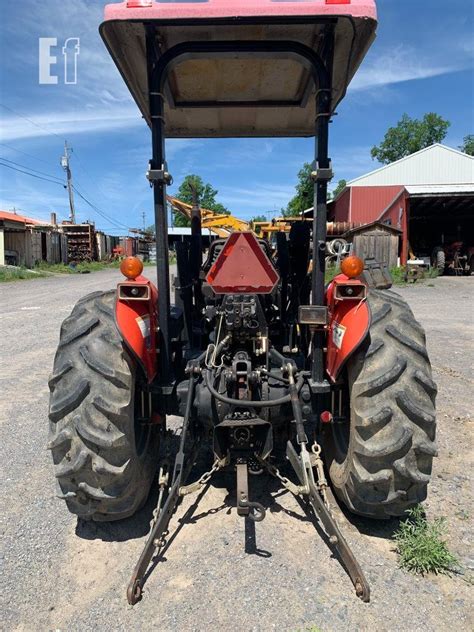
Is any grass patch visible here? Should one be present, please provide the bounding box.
[0,266,48,283]
[35,260,123,275]
[325,266,338,283]
[391,266,439,286]
[390,266,406,285]
[394,505,459,576]
[35,259,166,275]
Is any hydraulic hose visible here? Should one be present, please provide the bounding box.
[263,370,289,384]
[203,369,303,409]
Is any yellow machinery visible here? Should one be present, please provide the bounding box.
[252,217,311,241]
[167,196,249,238]
[168,196,355,243]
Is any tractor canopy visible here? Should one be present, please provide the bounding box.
[100,0,377,138]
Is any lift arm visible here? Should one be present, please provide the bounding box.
[167,195,250,237]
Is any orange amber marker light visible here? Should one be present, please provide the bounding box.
[341,255,364,279]
[120,256,144,280]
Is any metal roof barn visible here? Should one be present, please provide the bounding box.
[328,144,474,265]
[348,144,474,187]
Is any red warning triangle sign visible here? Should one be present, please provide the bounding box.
[207,232,279,294]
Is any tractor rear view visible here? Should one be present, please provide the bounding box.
[48,0,437,605]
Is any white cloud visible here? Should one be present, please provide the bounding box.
[0,106,144,142]
[350,44,473,92]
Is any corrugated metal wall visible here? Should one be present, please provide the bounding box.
[331,188,351,222]
[350,186,405,223]
[96,232,107,260]
[379,191,408,228]
[330,185,405,223]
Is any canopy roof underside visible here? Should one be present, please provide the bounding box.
[100,1,377,137]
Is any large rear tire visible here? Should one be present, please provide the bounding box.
[431,247,445,275]
[48,291,158,521]
[323,289,437,519]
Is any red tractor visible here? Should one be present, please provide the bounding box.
[432,242,474,275]
[48,0,437,605]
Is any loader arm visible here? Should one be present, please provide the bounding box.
[167,195,250,237]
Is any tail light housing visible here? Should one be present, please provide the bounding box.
[117,283,151,301]
[333,279,367,301]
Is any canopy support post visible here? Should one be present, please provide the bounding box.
[310,27,335,389]
[146,25,172,388]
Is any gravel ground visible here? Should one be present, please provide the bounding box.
[0,271,472,632]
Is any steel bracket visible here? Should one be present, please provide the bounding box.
[311,161,333,182]
[146,163,173,186]
[308,379,331,394]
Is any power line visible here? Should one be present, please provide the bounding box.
[71,147,124,210]
[61,145,137,231]
[0,159,131,231]
[7,207,57,222]
[0,107,137,231]
[72,185,131,231]
[0,157,64,183]
[0,142,54,167]
[0,103,64,141]
[0,161,65,186]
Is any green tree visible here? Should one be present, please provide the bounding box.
[283,162,314,217]
[371,113,451,165]
[331,179,347,200]
[172,174,229,227]
[459,134,474,156]
[250,214,267,223]
[250,214,268,234]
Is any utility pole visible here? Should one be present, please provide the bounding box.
[61,141,76,224]
[142,211,146,232]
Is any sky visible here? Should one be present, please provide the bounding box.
[0,0,473,233]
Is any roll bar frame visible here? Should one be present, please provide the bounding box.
[145,26,335,390]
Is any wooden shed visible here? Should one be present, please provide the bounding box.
[0,211,66,267]
[343,221,402,269]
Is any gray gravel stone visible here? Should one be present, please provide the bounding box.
[0,271,472,632]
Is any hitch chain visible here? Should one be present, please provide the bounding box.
[257,457,302,497]
[179,459,221,496]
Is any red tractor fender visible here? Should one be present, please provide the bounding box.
[115,275,159,383]
[325,274,371,382]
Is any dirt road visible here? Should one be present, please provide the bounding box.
[1,271,472,631]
